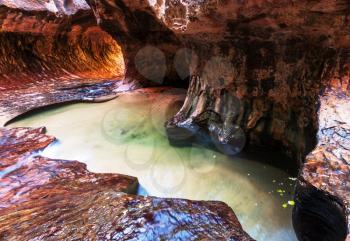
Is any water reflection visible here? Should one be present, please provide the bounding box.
[8,88,297,241]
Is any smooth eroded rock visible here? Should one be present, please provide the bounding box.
[0,127,254,240]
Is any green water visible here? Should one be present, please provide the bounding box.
[8,88,297,241]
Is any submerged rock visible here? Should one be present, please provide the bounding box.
[0,127,254,240]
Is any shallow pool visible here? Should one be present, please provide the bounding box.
[8,87,297,241]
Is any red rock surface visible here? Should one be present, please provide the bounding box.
[0,5,128,126]
[0,190,254,240]
[1,0,350,240]
[294,89,350,241]
[303,90,350,213]
[0,127,54,168]
[0,127,254,240]
[0,79,134,126]
[0,127,138,206]
[88,1,350,240]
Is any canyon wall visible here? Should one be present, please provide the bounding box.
[89,0,350,161]
[0,1,255,240]
[0,0,128,125]
[0,0,349,240]
[0,4,124,88]
[89,1,350,241]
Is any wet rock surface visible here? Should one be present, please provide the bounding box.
[89,1,350,240]
[0,190,254,241]
[0,127,138,206]
[1,0,350,240]
[0,4,127,126]
[294,89,350,241]
[0,79,134,126]
[0,127,254,240]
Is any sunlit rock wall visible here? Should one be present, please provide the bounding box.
[0,1,126,125]
[0,5,124,89]
[0,0,349,240]
[87,0,186,87]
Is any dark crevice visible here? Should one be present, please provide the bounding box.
[293,181,348,241]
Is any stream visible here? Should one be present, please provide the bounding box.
[8,87,297,241]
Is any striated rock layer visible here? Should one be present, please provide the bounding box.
[1,0,350,240]
[0,127,254,240]
[86,1,350,240]
[0,3,127,125]
[294,89,350,241]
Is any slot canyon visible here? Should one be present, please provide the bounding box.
[0,0,349,241]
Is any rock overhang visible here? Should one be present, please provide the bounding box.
[0,0,350,240]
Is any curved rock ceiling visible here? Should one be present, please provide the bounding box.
[0,0,349,241]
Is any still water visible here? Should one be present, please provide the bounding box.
[9,88,297,241]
